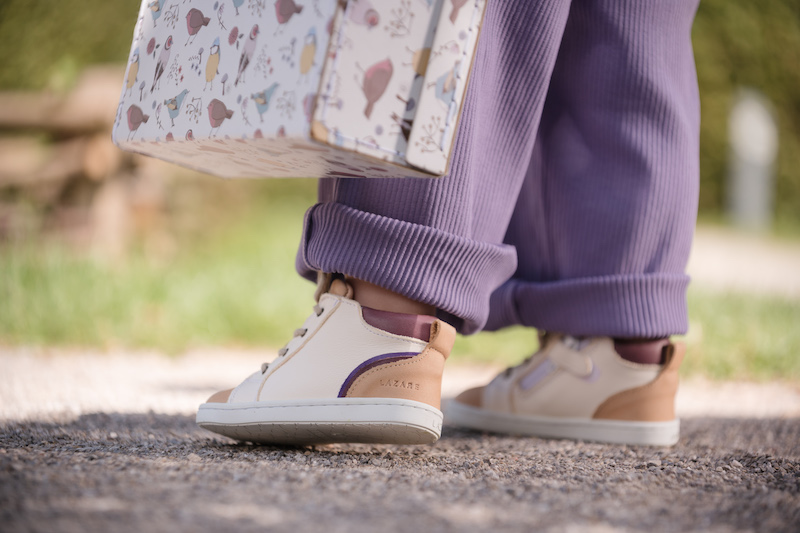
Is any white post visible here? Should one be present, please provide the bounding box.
[728,89,778,231]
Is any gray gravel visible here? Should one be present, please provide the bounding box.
[2,413,798,532]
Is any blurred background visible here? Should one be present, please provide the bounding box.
[0,0,798,381]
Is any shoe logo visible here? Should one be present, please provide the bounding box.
[379,379,420,391]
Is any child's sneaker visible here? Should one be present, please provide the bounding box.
[445,334,683,446]
[196,277,455,445]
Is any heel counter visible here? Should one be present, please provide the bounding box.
[592,343,685,422]
[344,320,455,409]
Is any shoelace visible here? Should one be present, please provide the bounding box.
[261,303,325,374]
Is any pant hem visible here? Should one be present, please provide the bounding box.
[485,274,690,337]
[296,202,518,334]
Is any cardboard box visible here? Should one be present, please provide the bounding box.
[112,0,487,179]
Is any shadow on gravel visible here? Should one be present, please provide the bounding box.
[2,413,799,532]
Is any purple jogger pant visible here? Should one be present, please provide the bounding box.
[296,0,701,337]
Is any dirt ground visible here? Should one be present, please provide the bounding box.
[1,349,799,532]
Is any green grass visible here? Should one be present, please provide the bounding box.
[680,289,800,381]
[0,181,317,354]
[1,183,799,381]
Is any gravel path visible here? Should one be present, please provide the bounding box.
[2,349,799,532]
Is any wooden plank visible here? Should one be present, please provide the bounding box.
[0,137,88,187]
[0,66,125,134]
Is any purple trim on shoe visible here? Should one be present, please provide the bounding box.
[519,358,556,391]
[361,307,435,342]
[338,351,420,398]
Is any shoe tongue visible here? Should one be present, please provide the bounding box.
[328,278,354,299]
[314,273,354,301]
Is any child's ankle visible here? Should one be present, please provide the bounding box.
[346,277,436,316]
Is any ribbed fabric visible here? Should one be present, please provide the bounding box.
[298,0,701,336]
[299,202,518,332]
[486,275,690,338]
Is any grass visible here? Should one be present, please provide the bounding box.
[680,289,800,381]
[2,181,799,381]
[0,180,317,354]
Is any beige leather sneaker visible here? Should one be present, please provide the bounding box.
[196,277,455,445]
[446,334,684,446]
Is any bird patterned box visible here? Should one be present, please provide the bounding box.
[112,0,487,178]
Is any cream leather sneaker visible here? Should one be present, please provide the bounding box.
[197,277,455,445]
[445,334,684,446]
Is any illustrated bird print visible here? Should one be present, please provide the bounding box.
[149,0,165,26]
[299,27,317,76]
[348,0,379,28]
[430,61,460,108]
[362,58,393,119]
[186,129,195,141]
[450,0,468,23]
[185,8,210,45]
[164,89,189,126]
[251,83,279,122]
[205,37,221,90]
[208,99,234,136]
[150,35,173,93]
[274,0,303,24]
[235,24,259,86]
[126,49,140,96]
[232,0,245,15]
[126,105,150,140]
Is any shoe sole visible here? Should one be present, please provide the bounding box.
[196,398,443,445]
[444,399,679,446]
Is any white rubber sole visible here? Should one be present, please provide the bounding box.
[444,399,679,446]
[196,398,443,445]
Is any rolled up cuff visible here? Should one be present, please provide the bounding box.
[485,274,690,337]
[296,202,518,334]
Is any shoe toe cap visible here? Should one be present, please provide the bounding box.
[206,388,233,403]
[455,386,484,408]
